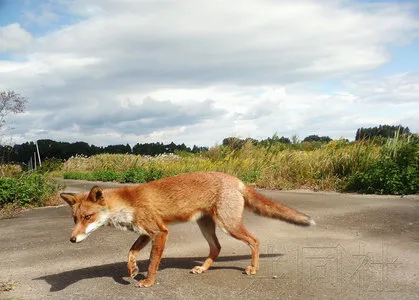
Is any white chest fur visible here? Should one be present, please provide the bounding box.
[107,209,147,235]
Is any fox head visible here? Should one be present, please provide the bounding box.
[60,186,110,243]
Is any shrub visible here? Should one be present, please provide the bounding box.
[345,134,418,194]
[119,168,147,183]
[91,169,119,182]
[63,171,92,180]
[0,173,60,208]
[145,166,164,182]
[345,158,418,195]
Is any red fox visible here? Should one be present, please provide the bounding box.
[60,171,315,288]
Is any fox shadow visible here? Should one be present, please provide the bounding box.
[34,253,282,292]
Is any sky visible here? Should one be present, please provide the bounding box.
[0,0,418,147]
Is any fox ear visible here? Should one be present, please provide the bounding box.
[60,193,78,206]
[88,186,104,203]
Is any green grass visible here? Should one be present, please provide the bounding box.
[63,166,164,183]
[0,172,61,208]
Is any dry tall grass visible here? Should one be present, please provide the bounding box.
[0,164,22,177]
[62,139,381,191]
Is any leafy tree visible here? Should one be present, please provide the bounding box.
[259,133,291,146]
[303,135,332,143]
[222,137,245,149]
[192,145,209,153]
[277,136,291,144]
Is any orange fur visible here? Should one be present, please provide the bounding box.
[60,171,314,287]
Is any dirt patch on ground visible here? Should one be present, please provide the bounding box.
[0,279,16,292]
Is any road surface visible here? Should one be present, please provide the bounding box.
[1,179,418,299]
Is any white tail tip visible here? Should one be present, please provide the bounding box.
[309,219,316,226]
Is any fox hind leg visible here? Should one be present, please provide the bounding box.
[191,215,221,274]
[227,224,259,275]
[216,191,260,275]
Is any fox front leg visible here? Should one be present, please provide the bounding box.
[136,228,168,288]
[128,235,151,278]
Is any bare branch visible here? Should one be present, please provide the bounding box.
[0,90,28,135]
[0,90,27,114]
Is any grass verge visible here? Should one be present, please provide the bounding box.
[0,172,63,218]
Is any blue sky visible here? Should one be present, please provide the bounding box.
[373,41,419,75]
[0,0,81,36]
[0,0,418,146]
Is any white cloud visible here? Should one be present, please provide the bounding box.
[1,0,419,146]
[0,23,33,53]
[344,72,419,104]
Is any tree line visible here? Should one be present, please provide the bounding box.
[355,125,410,141]
[0,140,208,164]
[222,133,333,149]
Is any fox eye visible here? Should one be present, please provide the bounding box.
[84,215,92,220]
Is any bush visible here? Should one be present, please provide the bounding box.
[346,160,418,195]
[91,170,119,182]
[346,134,418,195]
[119,168,148,183]
[144,166,164,182]
[63,171,92,180]
[0,173,60,208]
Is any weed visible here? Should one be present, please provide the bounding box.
[0,173,60,208]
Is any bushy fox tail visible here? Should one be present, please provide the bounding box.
[243,185,315,227]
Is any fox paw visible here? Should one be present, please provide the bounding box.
[245,266,257,275]
[190,266,206,274]
[128,263,139,278]
[136,278,155,288]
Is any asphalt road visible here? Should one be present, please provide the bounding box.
[1,180,418,300]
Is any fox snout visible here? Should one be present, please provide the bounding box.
[69,232,90,243]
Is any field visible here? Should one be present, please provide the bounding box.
[59,134,418,195]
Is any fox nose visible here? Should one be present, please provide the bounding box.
[70,237,76,243]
